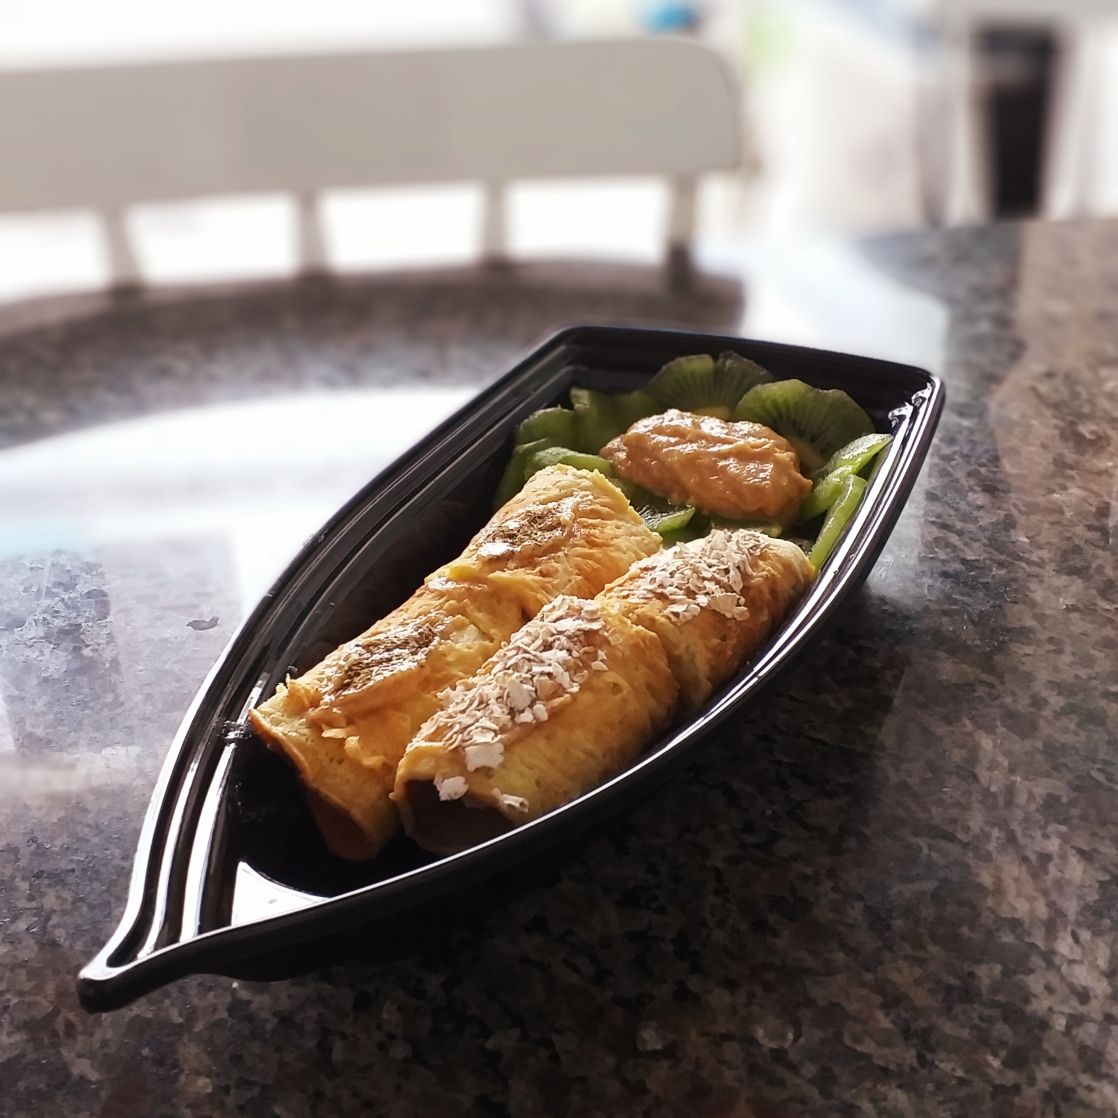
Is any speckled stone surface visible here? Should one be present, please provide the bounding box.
[1,226,1116,1117]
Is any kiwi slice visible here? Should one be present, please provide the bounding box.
[615,481,697,536]
[796,433,891,522]
[795,469,852,523]
[817,432,891,478]
[808,473,866,568]
[658,522,706,548]
[569,386,657,452]
[715,350,774,394]
[515,406,577,446]
[631,493,696,536]
[734,380,874,473]
[647,352,773,419]
[644,504,696,535]
[524,446,613,480]
[492,436,556,509]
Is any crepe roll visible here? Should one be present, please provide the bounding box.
[394,596,677,855]
[250,465,660,860]
[249,577,522,858]
[436,463,661,615]
[599,529,813,712]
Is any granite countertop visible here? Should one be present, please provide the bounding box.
[1,223,1115,1116]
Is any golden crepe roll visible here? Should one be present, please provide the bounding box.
[250,464,661,859]
[599,529,813,712]
[437,463,659,615]
[248,577,521,859]
[394,596,678,855]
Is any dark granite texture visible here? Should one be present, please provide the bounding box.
[2,226,1116,1116]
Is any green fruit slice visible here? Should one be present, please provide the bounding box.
[569,387,657,452]
[524,446,613,479]
[817,432,892,478]
[630,493,696,536]
[647,351,773,420]
[644,504,696,535]
[717,350,774,385]
[515,407,578,446]
[797,433,891,522]
[657,523,706,548]
[616,481,697,536]
[492,436,557,509]
[808,473,867,568]
[734,380,874,473]
[796,468,853,523]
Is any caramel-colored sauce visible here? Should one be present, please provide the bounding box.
[601,409,811,524]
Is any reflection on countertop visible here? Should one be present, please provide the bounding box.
[1,231,1116,1116]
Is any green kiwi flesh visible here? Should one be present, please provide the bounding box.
[797,433,891,522]
[734,380,874,473]
[796,469,852,523]
[657,523,706,548]
[515,407,577,446]
[808,473,866,568]
[524,447,613,480]
[569,387,658,452]
[613,480,697,536]
[492,436,557,509]
[642,504,696,535]
[817,432,891,477]
[647,351,773,419]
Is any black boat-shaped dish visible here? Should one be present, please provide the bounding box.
[78,325,944,1011]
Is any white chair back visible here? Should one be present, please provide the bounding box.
[0,40,743,283]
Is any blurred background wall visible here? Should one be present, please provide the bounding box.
[1,0,1115,300]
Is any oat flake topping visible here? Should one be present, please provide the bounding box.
[617,529,765,622]
[418,597,610,777]
[435,773,468,801]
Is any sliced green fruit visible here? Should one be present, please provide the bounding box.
[808,474,866,568]
[796,468,853,523]
[816,432,891,478]
[658,523,706,548]
[715,350,774,394]
[569,386,657,452]
[492,436,557,509]
[524,446,613,479]
[515,406,577,446]
[631,494,696,536]
[647,351,773,420]
[797,433,890,523]
[615,481,697,536]
[644,504,696,535]
[734,380,874,473]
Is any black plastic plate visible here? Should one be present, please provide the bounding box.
[78,325,944,1010]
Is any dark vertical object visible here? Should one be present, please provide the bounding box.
[977,27,1057,217]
